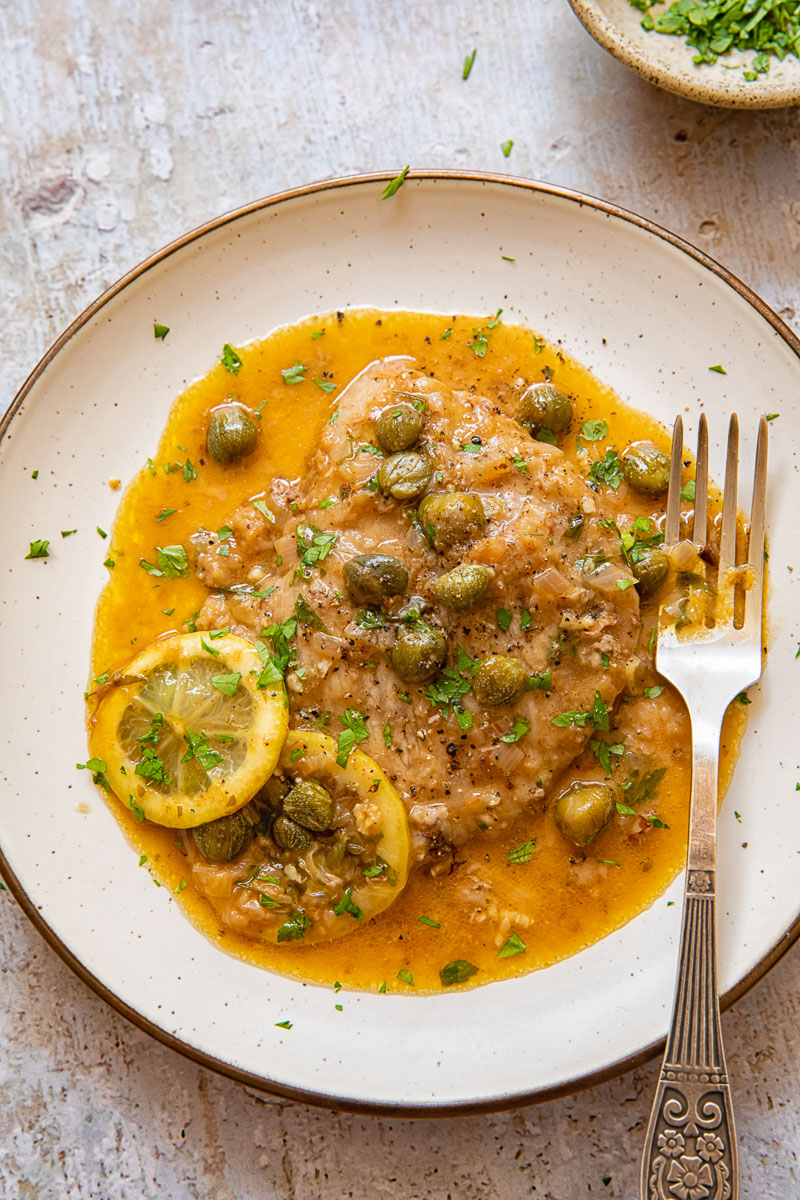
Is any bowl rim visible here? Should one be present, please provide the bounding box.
[566,0,800,109]
[3,169,800,1115]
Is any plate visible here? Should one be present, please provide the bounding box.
[2,172,800,1114]
[567,0,800,109]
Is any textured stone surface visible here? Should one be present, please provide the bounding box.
[2,1,800,1197]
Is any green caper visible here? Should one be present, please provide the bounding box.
[552,782,615,847]
[342,553,409,604]
[565,512,585,539]
[433,564,493,612]
[193,811,253,862]
[283,778,335,831]
[377,451,433,500]
[206,403,259,465]
[375,404,423,453]
[273,815,312,852]
[518,384,572,436]
[473,655,529,706]
[621,442,671,495]
[417,492,487,550]
[632,547,669,596]
[255,775,291,810]
[390,623,447,683]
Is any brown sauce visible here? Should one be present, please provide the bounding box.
[89,309,747,992]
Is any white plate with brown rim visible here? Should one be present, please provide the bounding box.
[2,171,800,1113]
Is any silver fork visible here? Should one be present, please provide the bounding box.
[640,412,768,1200]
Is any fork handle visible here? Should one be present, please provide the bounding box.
[640,729,738,1199]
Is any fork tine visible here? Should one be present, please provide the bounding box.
[718,413,739,576]
[665,415,683,545]
[693,413,709,548]
[748,415,769,573]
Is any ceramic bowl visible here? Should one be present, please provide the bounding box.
[2,172,800,1112]
[568,0,800,108]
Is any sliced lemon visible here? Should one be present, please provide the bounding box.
[90,632,288,828]
[278,729,410,934]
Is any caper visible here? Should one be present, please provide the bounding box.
[375,404,423,453]
[193,811,253,862]
[565,512,585,539]
[518,384,572,436]
[255,775,291,810]
[473,655,529,706]
[377,451,433,500]
[433,564,493,612]
[552,782,615,847]
[206,403,259,465]
[621,442,670,495]
[632,547,669,596]
[342,553,409,605]
[283,778,335,831]
[390,623,447,683]
[273,815,312,852]
[417,492,486,551]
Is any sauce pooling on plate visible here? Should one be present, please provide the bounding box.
[88,308,747,992]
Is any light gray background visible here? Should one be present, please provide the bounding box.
[2,1,799,1197]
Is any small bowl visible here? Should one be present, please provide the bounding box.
[567,0,800,108]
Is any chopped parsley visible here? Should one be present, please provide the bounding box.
[497,932,526,958]
[582,419,608,441]
[313,378,336,393]
[418,915,441,929]
[397,968,415,986]
[333,889,364,921]
[423,645,478,731]
[76,757,110,790]
[552,690,609,731]
[61,529,77,538]
[507,840,535,865]
[134,713,173,786]
[25,539,50,559]
[295,593,329,632]
[529,669,552,691]
[681,479,696,502]
[281,361,306,385]
[153,322,169,340]
[277,910,312,942]
[139,543,189,579]
[383,721,392,747]
[354,607,387,631]
[252,499,276,523]
[497,608,513,632]
[643,685,664,699]
[275,1020,293,1029]
[210,672,241,697]
[709,364,726,374]
[295,525,337,579]
[499,716,530,744]
[588,448,624,489]
[221,343,242,373]
[379,165,410,200]
[736,690,752,705]
[440,960,478,987]
[336,708,369,766]
[589,738,624,774]
[622,767,666,807]
[500,139,513,157]
[156,508,176,522]
[462,48,477,78]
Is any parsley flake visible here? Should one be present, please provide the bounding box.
[507,840,535,865]
[440,960,478,987]
[379,165,410,200]
[221,343,242,373]
[153,322,169,340]
[462,48,477,79]
[497,932,526,958]
[26,539,50,560]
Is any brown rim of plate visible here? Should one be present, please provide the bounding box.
[566,0,800,110]
[2,170,800,1116]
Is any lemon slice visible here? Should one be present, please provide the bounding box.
[91,632,288,828]
[277,729,410,935]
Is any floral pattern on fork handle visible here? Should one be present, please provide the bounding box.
[641,876,736,1200]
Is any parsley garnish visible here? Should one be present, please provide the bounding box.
[333,888,364,921]
[354,607,387,631]
[736,690,751,705]
[462,48,477,79]
[139,544,189,579]
[134,713,173,785]
[295,593,329,632]
[221,343,242,373]
[282,361,306,385]
[275,1020,293,1029]
[709,364,726,374]
[497,932,526,958]
[582,419,608,441]
[643,685,664,698]
[153,322,169,340]
[277,910,312,942]
[397,968,415,986]
[156,508,176,522]
[681,479,696,502]
[313,378,336,393]
[76,757,110,790]
[26,539,50,559]
[418,915,441,929]
[295,525,337,579]
[440,960,478,987]
[252,499,275,523]
[552,690,609,730]
[210,672,241,697]
[336,708,369,766]
[622,767,666,806]
[588,448,624,489]
[379,165,410,200]
[423,645,478,730]
[499,716,530,744]
[500,139,513,157]
[507,840,535,865]
[497,608,513,632]
[589,738,624,774]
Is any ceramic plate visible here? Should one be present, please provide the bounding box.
[2,172,800,1114]
[568,0,800,109]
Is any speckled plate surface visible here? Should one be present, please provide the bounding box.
[568,0,800,108]
[2,172,800,1113]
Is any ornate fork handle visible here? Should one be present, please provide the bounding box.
[640,723,738,1200]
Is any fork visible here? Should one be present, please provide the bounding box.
[639,412,768,1200]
